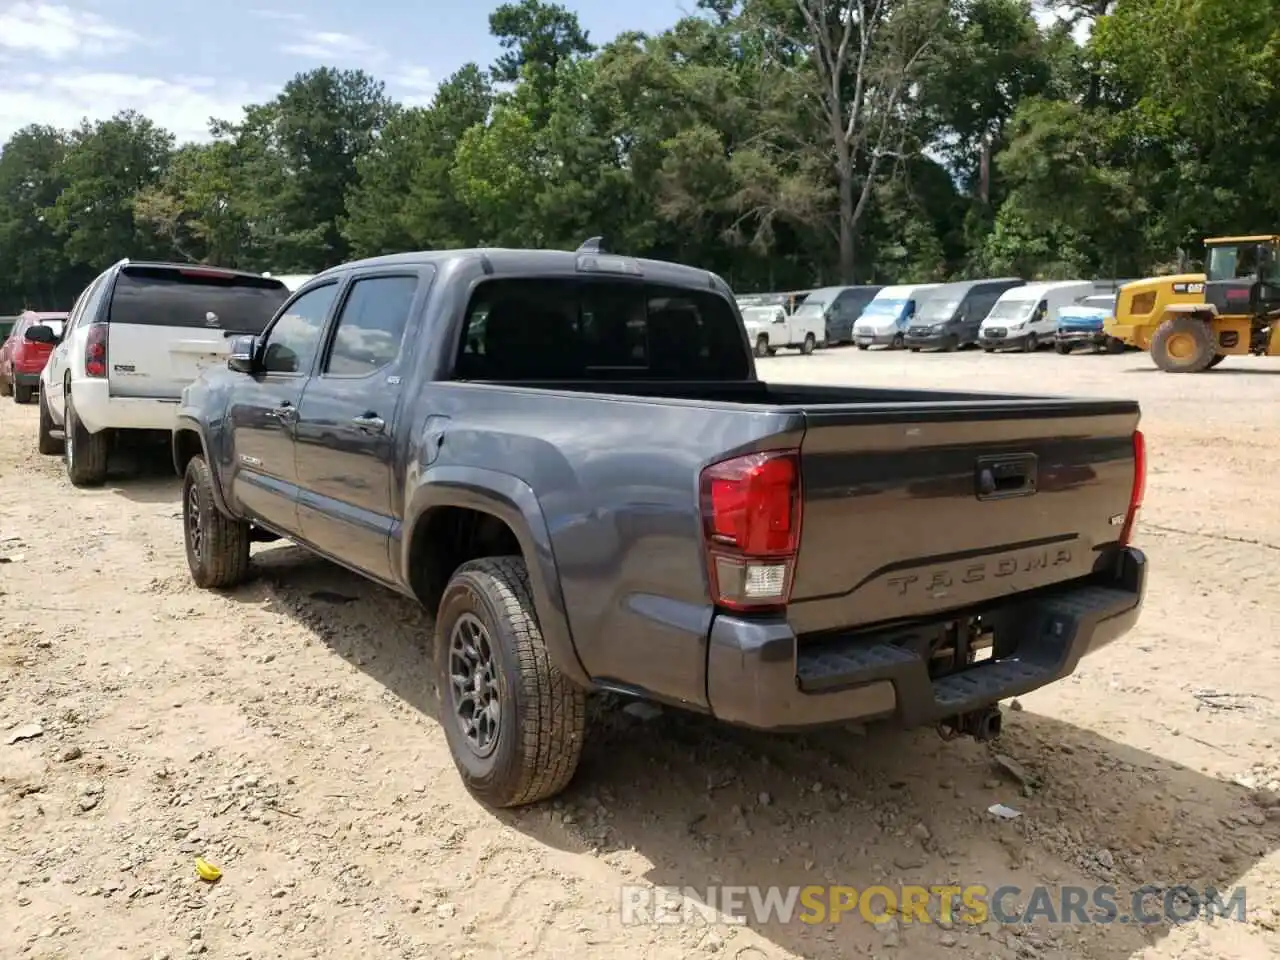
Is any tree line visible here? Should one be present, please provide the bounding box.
[0,0,1274,313]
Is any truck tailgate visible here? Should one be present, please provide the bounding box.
[787,400,1140,636]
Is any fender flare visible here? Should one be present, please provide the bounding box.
[403,466,590,688]
[172,416,234,518]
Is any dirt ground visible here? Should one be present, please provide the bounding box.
[2,348,1280,960]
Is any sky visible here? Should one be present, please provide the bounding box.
[0,0,694,144]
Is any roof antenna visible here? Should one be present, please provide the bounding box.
[578,236,607,254]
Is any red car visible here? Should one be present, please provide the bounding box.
[0,310,68,404]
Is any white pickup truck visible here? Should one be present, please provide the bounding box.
[31,261,290,485]
[740,304,825,356]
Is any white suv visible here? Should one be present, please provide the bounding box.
[35,260,290,486]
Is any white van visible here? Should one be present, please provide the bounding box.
[851,283,940,349]
[978,281,1096,352]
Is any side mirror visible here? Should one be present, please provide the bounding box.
[773,314,786,324]
[228,334,258,373]
[24,324,59,345]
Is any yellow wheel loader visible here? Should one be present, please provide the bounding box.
[1106,235,1280,373]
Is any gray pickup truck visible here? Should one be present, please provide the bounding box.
[172,241,1148,809]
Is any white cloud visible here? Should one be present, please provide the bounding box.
[249,8,305,22]
[0,71,274,144]
[281,30,386,64]
[0,1,139,59]
[391,66,437,107]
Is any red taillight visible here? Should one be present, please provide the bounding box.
[84,322,108,378]
[1119,429,1145,546]
[699,449,802,611]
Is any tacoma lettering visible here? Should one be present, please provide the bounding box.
[887,548,1073,596]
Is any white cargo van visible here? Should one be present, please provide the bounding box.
[850,283,940,349]
[978,281,1096,352]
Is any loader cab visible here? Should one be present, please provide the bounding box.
[1204,235,1280,319]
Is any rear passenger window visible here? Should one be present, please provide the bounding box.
[324,276,418,376]
[261,283,338,374]
[454,278,749,380]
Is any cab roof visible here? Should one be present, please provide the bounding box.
[997,280,1094,299]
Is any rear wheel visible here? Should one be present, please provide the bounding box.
[183,455,251,588]
[435,557,587,807]
[37,389,62,455]
[14,382,34,404]
[1150,316,1216,373]
[64,394,109,487]
[800,333,816,355]
[755,335,770,358]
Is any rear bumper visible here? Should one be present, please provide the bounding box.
[705,548,1147,731]
[70,379,180,434]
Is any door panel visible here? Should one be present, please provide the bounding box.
[227,281,341,534]
[295,273,422,581]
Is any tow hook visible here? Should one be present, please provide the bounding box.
[937,705,1003,742]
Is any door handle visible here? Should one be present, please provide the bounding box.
[268,403,296,422]
[351,413,385,434]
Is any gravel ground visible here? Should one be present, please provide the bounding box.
[2,346,1279,960]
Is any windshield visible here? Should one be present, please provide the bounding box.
[860,298,906,319]
[741,306,781,324]
[917,297,960,321]
[793,300,827,317]
[984,298,1035,323]
[1078,295,1115,311]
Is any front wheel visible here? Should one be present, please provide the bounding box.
[755,335,770,358]
[1054,342,1070,355]
[856,343,869,351]
[800,333,816,355]
[942,336,959,353]
[183,455,251,588]
[1150,316,1216,372]
[1105,337,1126,355]
[14,382,34,404]
[891,333,904,350]
[435,557,587,808]
[1023,333,1039,353]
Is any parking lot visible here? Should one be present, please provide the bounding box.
[2,347,1279,960]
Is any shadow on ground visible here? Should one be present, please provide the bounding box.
[230,544,1278,960]
[104,439,182,504]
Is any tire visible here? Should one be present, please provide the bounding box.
[942,336,959,353]
[14,382,34,404]
[63,393,109,487]
[183,455,251,589]
[1150,316,1215,373]
[38,389,62,455]
[891,333,904,350]
[1054,342,1070,355]
[1105,337,1126,355]
[801,333,816,355]
[755,335,770,358]
[434,556,587,808]
[982,347,995,353]
[909,347,920,353]
[1023,333,1039,353]
[856,343,869,351]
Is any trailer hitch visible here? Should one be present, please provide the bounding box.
[937,705,1003,742]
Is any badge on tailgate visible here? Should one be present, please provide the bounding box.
[975,453,1037,500]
